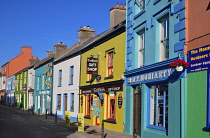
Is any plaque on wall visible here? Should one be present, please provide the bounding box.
[118,93,123,108]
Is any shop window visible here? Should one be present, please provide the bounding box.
[106,92,116,120]
[85,94,92,116]
[137,31,145,67]
[159,17,169,61]
[148,84,168,131]
[58,70,62,87]
[70,93,74,111]
[107,52,114,77]
[57,94,61,110]
[69,66,74,85]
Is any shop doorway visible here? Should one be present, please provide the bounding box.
[133,85,142,136]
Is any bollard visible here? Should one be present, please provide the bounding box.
[32,107,34,115]
[55,111,57,122]
[38,108,40,117]
[28,108,29,114]
[101,120,104,138]
[133,129,137,138]
[45,109,47,119]
[13,104,14,109]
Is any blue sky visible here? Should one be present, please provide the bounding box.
[0,0,126,67]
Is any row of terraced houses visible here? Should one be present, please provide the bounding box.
[1,1,210,138]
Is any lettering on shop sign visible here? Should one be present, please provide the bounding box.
[127,69,172,84]
[87,57,98,74]
[44,62,53,88]
[188,44,210,73]
[81,83,123,94]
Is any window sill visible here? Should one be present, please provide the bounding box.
[84,116,91,119]
[56,109,61,110]
[147,125,167,131]
[153,0,161,5]
[68,83,73,85]
[70,110,74,112]
[86,80,92,83]
[104,76,114,80]
[134,9,145,20]
[57,85,62,87]
[103,119,117,124]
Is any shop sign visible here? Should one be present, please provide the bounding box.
[118,93,123,108]
[81,83,123,94]
[13,80,18,88]
[87,57,98,74]
[127,68,172,85]
[187,44,210,73]
[78,113,84,132]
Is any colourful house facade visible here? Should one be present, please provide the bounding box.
[124,0,187,138]
[79,21,126,132]
[14,69,28,109]
[185,0,210,138]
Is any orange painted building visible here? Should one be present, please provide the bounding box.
[2,46,37,78]
[185,0,210,52]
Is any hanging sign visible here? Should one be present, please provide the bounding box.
[87,57,98,74]
[78,113,84,132]
[118,93,123,108]
[187,44,210,73]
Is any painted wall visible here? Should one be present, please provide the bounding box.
[186,71,209,138]
[125,0,185,136]
[34,60,53,114]
[186,0,210,52]
[53,55,80,121]
[80,32,126,132]
[7,47,36,78]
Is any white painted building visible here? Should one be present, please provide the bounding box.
[53,55,81,121]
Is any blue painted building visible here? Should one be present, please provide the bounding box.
[6,75,15,105]
[34,56,54,114]
[124,0,186,137]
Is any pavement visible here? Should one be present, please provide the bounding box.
[0,104,138,138]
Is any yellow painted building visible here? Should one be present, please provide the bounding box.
[79,21,126,132]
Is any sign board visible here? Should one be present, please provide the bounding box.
[65,111,70,127]
[118,93,123,108]
[81,83,123,94]
[187,44,210,73]
[13,80,18,88]
[78,113,84,132]
[87,57,98,74]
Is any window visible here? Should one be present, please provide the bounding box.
[42,74,45,90]
[138,32,145,67]
[148,84,168,131]
[159,17,169,61]
[85,94,92,116]
[107,52,114,77]
[58,70,62,86]
[36,76,39,91]
[106,92,116,120]
[135,0,145,13]
[57,94,61,110]
[69,66,74,85]
[87,74,92,82]
[70,93,74,111]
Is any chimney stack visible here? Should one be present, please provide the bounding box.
[46,50,53,57]
[110,3,126,28]
[78,26,95,44]
[54,42,67,57]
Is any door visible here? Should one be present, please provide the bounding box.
[133,86,141,136]
[93,95,100,125]
[28,92,33,109]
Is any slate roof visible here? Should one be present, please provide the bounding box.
[54,20,126,64]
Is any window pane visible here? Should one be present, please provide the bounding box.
[150,86,156,125]
[57,94,61,109]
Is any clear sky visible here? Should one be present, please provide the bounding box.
[0,0,126,67]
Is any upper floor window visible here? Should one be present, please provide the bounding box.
[148,84,168,131]
[58,70,62,87]
[138,31,145,67]
[135,0,145,13]
[107,51,114,77]
[159,17,169,61]
[69,66,74,85]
